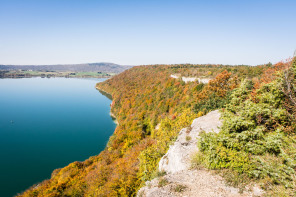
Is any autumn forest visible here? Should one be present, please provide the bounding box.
[19,58,296,196]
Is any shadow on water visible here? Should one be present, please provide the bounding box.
[98,89,113,100]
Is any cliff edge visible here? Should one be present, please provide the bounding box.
[138,110,263,197]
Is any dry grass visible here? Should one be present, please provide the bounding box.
[173,184,187,193]
[158,178,169,187]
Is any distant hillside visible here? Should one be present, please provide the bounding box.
[0,63,131,73]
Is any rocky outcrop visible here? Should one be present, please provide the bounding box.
[170,74,211,84]
[138,110,263,197]
[158,110,221,173]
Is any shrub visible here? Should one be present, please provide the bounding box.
[158,178,169,187]
[198,75,296,193]
[186,136,192,141]
[173,184,187,192]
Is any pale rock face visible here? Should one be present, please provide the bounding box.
[181,77,197,83]
[170,74,179,79]
[158,110,222,173]
[170,74,211,84]
[198,78,211,84]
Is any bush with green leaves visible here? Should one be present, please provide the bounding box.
[198,76,296,192]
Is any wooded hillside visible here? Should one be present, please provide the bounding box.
[19,61,294,196]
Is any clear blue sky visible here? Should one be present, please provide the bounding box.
[0,0,295,65]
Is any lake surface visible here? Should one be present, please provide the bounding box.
[0,78,116,197]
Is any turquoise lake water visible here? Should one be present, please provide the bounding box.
[0,78,116,197]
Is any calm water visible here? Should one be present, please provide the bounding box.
[0,78,116,197]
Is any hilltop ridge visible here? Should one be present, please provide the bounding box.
[0,62,131,73]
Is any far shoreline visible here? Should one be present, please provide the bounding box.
[0,75,112,79]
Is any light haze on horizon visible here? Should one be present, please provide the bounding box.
[0,0,295,66]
